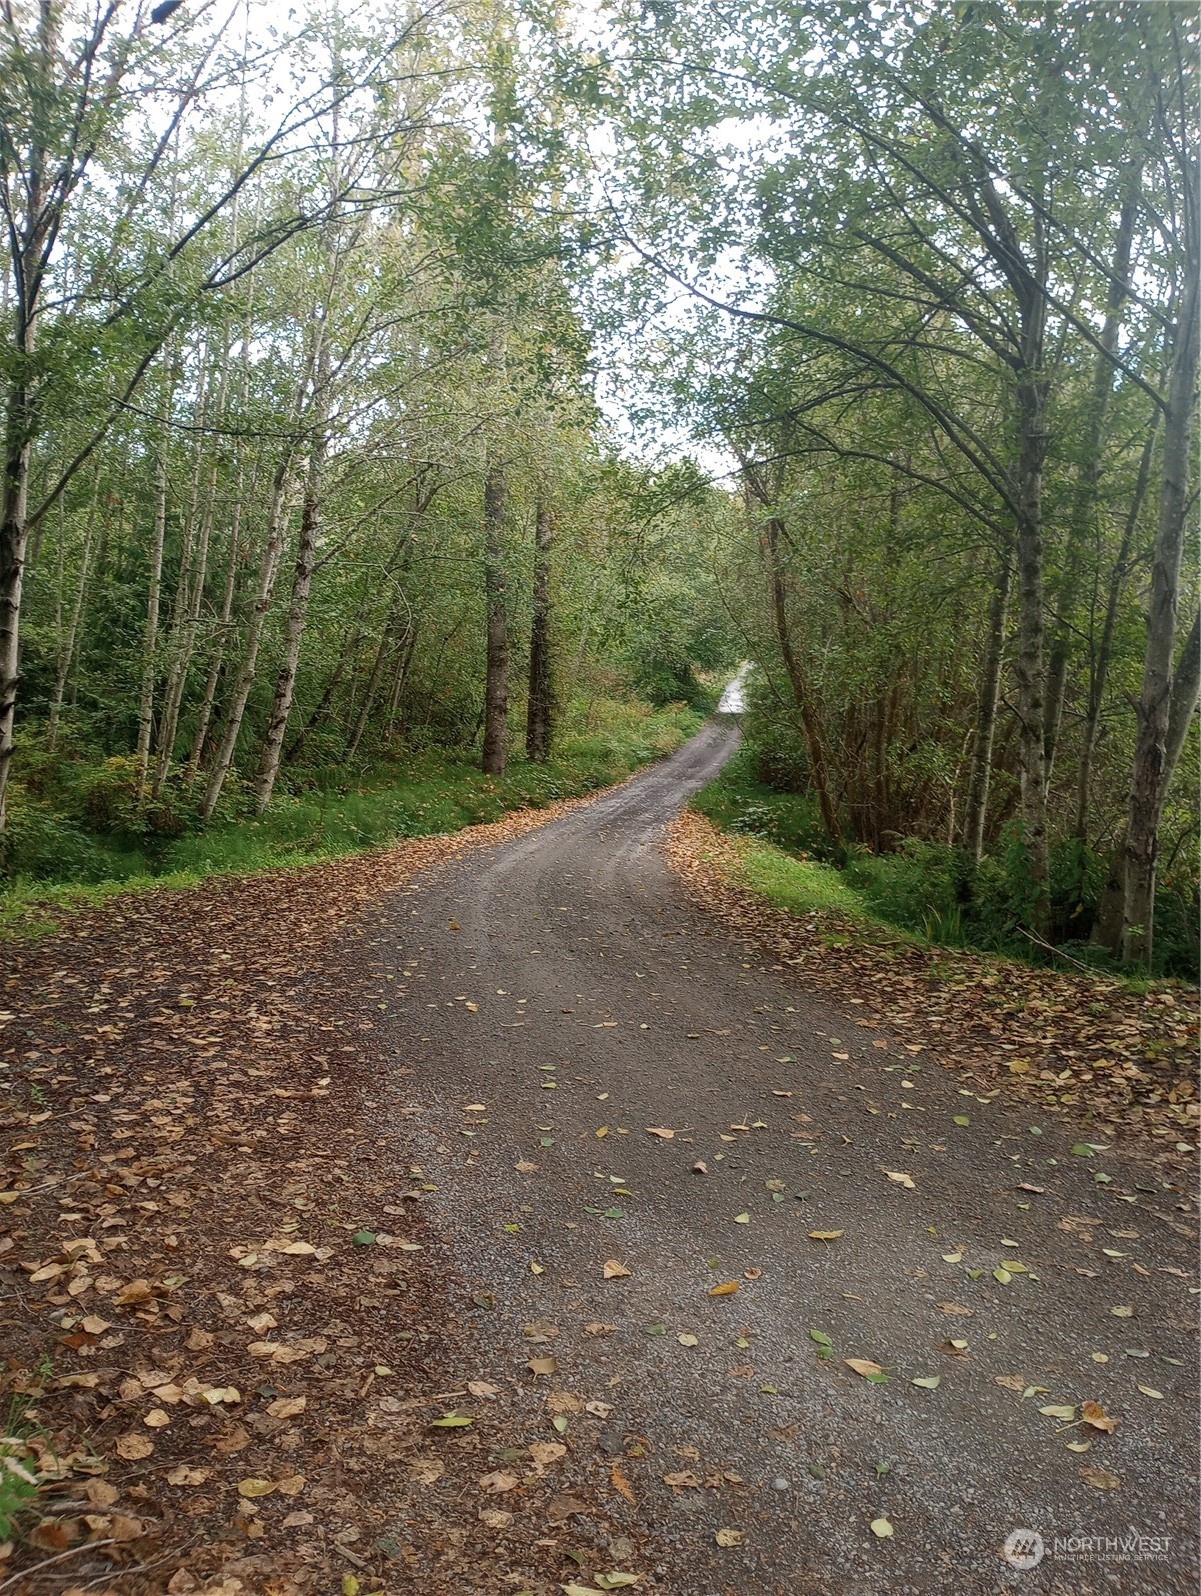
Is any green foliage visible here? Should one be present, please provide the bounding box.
[694,761,1199,980]
[1,700,702,934]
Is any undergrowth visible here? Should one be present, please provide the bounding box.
[2,699,703,937]
[694,749,1199,981]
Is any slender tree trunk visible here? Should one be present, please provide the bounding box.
[1122,268,1201,964]
[481,452,509,776]
[964,543,1013,860]
[1043,180,1139,786]
[1074,413,1158,843]
[201,455,293,821]
[253,432,323,812]
[46,467,100,751]
[526,490,554,762]
[152,369,215,799]
[765,515,842,844]
[1012,311,1052,932]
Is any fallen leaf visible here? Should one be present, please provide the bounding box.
[1110,1306,1134,1317]
[844,1358,887,1382]
[529,1442,567,1467]
[645,1128,675,1140]
[733,1212,750,1224]
[870,1517,894,1538]
[885,1171,915,1189]
[430,1412,474,1428]
[1039,1405,1077,1421]
[114,1433,154,1461]
[237,1478,276,1497]
[610,1463,636,1505]
[715,1528,744,1548]
[808,1230,844,1242]
[528,1356,558,1377]
[1080,1466,1121,1490]
[937,1302,973,1316]
[480,1470,519,1494]
[266,1395,307,1419]
[911,1375,941,1390]
[1081,1401,1119,1433]
[166,1466,210,1486]
[709,1281,740,1297]
[603,1260,632,1280]
[1137,1385,1164,1400]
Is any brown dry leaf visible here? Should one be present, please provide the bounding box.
[664,1471,702,1489]
[937,1302,973,1316]
[479,1507,513,1530]
[586,1399,613,1418]
[529,1442,567,1467]
[212,1423,252,1454]
[185,1327,214,1351]
[603,1259,632,1280]
[114,1433,154,1461]
[1081,1401,1119,1434]
[715,1528,744,1548]
[693,1161,709,1175]
[644,1127,675,1140]
[480,1470,519,1495]
[143,1409,171,1429]
[236,1478,276,1498]
[166,1466,211,1487]
[844,1358,885,1379]
[1080,1466,1121,1490]
[266,1395,307,1419]
[276,1474,306,1496]
[885,1171,915,1189]
[467,1380,501,1399]
[528,1356,558,1377]
[610,1464,636,1506]
[808,1230,844,1242]
[548,1391,584,1414]
[408,1457,445,1486]
[283,1510,315,1528]
[85,1479,120,1508]
[994,1374,1026,1392]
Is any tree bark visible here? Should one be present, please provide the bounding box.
[526,490,554,762]
[963,543,1012,860]
[200,455,292,821]
[764,514,842,844]
[1043,180,1139,786]
[481,452,509,776]
[1012,303,1052,932]
[1073,412,1158,844]
[46,467,99,752]
[1121,262,1200,966]
[253,428,324,812]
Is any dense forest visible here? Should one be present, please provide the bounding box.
[1,0,1197,975]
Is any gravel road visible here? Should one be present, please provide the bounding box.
[358,715,1198,1596]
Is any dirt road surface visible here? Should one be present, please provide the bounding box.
[336,716,1199,1596]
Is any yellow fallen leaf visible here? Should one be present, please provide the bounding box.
[714,1528,743,1547]
[166,1465,210,1486]
[645,1127,675,1139]
[885,1171,915,1189]
[844,1358,885,1379]
[808,1230,844,1242]
[870,1517,894,1538]
[1137,1385,1164,1400]
[237,1478,277,1498]
[709,1281,740,1297]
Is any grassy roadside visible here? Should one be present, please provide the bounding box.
[2,700,704,940]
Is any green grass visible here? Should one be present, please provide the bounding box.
[2,699,704,940]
